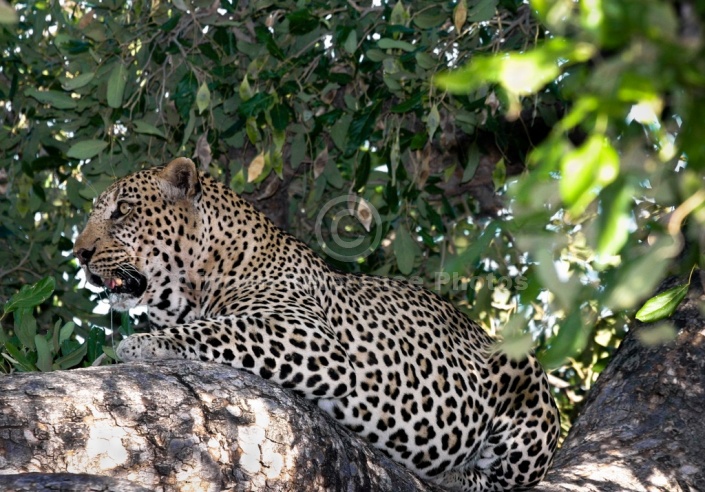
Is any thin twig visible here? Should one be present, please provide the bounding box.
[0,242,34,280]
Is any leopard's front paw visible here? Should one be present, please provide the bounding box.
[116,333,152,362]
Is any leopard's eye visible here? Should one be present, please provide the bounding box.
[111,200,133,219]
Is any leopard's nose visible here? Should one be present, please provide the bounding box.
[74,246,96,265]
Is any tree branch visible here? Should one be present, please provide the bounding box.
[535,274,705,491]
[0,360,441,492]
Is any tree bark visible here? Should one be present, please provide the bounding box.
[0,360,440,492]
[1,278,704,491]
[0,472,152,491]
[535,275,705,492]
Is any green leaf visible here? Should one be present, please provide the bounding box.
[413,9,446,29]
[54,343,87,370]
[426,104,440,140]
[385,181,400,213]
[539,310,589,369]
[14,307,37,350]
[239,75,254,102]
[534,249,581,311]
[499,54,559,95]
[245,117,259,145]
[2,342,38,372]
[172,0,190,12]
[496,331,534,361]
[394,224,418,275]
[174,71,198,121]
[391,91,423,113]
[51,319,61,353]
[286,9,319,35]
[344,30,357,55]
[323,159,344,189]
[560,135,619,215]
[196,82,211,114]
[467,0,498,22]
[435,57,503,94]
[182,108,197,148]
[238,92,274,118]
[59,321,75,344]
[67,140,109,160]
[35,334,54,372]
[107,63,127,109]
[102,345,118,361]
[596,179,634,261]
[290,132,306,170]
[390,0,409,26]
[346,100,382,155]
[492,158,506,189]
[270,103,290,131]
[353,154,371,190]
[435,39,595,95]
[603,236,677,311]
[3,277,56,314]
[24,88,77,109]
[378,38,416,52]
[462,143,480,182]
[495,315,533,361]
[365,49,386,62]
[635,284,689,323]
[678,95,705,171]
[255,25,285,60]
[330,114,351,151]
[60,72,95,91]
[415,52,436,70]
[121,312,134,336]
[270,148,284,179]
[444,222,499,274]
[133,120,166,138]
[87,327,106,363]
[384,73,401,92]
[159,12,181,31]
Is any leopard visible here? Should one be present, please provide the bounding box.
[73,157,560,491]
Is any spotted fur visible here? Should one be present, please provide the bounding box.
[74,158,560,491]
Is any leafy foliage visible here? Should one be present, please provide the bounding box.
[0,277,115,371]
[1,0,704,430]
[435,0,705,421]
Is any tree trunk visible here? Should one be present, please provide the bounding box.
[535,275,705,492]
[1,278,704,491]
[0,360,440,492]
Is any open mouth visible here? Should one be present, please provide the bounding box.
[89,265,147,298]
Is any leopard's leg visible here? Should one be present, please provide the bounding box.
[432,468,500,492]
[438,356,560,492]
[116,312,356,400]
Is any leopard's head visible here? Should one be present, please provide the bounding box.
[73,158,202,310]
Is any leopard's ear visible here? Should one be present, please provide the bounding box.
[159,157,201,200]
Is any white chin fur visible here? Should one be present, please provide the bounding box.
[109,293,142,311]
